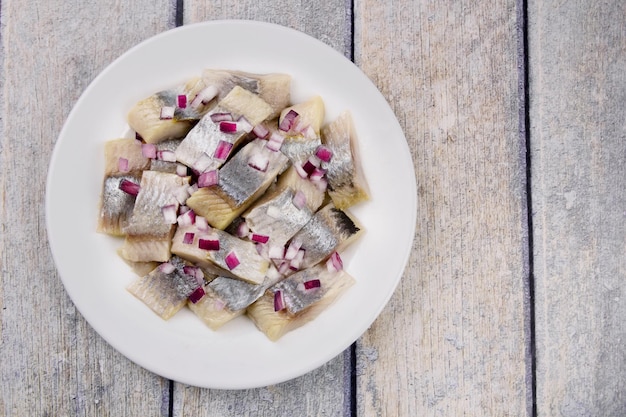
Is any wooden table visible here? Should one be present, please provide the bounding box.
[1,0,624,415]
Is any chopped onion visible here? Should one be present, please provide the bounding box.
[250,234,269,244]
[177,209,196,227]
[303,279,321,290]
[252,123,269,139]
[183,265,204,284]
[160,106,175,120]
[309,167,326,182]
[198,170,219,188]
[188,287,205,304]
[289,249,305,271]
[190,85,218,109]
[187,183,199,197]
[219,121,238,133]
[268,245,285,259]
[213,140,233,161]
[277,261,291,275]
[234,221,249,238]
[159,262,175,274]
[327,251,344,272]
[248,152,269,172]
[224,251,240,270]
[118,157,129,173]
[279,109,299,131]
[313,176,328,192]
[255,241,269,258]
[292,190,307,209]
[273,290,285,311]
[176,163,188,177]
[157,150,176,162]
[192,153,213,173]
[177,95,187,108]
[294,162,309,179]
[119,179,140,196]
[141,143,157,159]
[198,238,219,251]
[210,112,233,123]
[237,116,253,133]
[161,204,178,224]
[302,158,319,176]
[195,215,209,232]
[315,145,333,162]
[284,239,302,260]
[266,132,284,152]
[182,232,195,244]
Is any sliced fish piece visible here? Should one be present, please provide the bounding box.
[174,86,274,172]
[118,232,173,263]
[127,256,203,320]
[123,171,190,237]
[128,76,212,144]
[202,69,291,119]
[97,174,141,236]
[288,202,363,270]
[247,265,355,341]
[321,111,370,209]
[149,139,183,174]
[103,138,150,176]
[277,96,325,165]
[186,139,289,229]
[207,276,266,312]
[187,285,245,330]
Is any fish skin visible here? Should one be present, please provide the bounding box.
[288,202,363,270]
[150,139,183,174]
[174,86,274,172]
[97,174,141,236]
[277,96,325,165]
[247,266,355,341]
[321,111,370,209]
[187,285,245,330]
[123,171,190,237]
[207,276,266,312]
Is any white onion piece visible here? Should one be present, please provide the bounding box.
[268,245,285,260]
[177,209,196,227]
[252,123,270,139]
[266,132,284,152]
[190,85,218,109]
[192,152,213,173]
[157,150,176,162]
[248,152,269,172]
[237,116,253,133]
[198,170,219,188]
[195,215,209,232]
[159,262,175,274]
[161,204,178,224]
[210,112,233,123]
[160,106,175,120]
[284,239,302,260]
[176,163,188,177]
[326,251,344,272]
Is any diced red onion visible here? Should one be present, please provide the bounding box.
[237,116,253,133]
[183,265,204,284]
[190,85,218,109]
[177,95,187,108]
[210,112,233,123]
[157,150,176,162]
[177,209,196,227]
[289,249,305,271]
[192,153,213,173]
[252,124,269,139]
[118,157,129,173]
[224,251,240,270]
[315,145,333,162]
[176,163,188,177]
[161,204,178,224]
[255,241,269,258]
[195,215,209,231]
[284,239,302,260]
[303,279,321,290]
[266,132,284,152]
[248,152,269,172]
[309,167,326,182]
[313,176,328,192]
[234,221,249,238]
[279,109,299,131]
[179,205,190,214]
[273,290,285,311]
[198,170,219,188]
[326,251,344,272]
[213,140,233,161]
[303,125,317,140]
[119,179,140,196]
[268,245,285,260]
[277,260,291,275]
[160,106,175,120]
[159,262,175,274]
[183,232,195,244]
[250,234,269,244]
[141,143,157,159]
[292,190,307,209]
[294,162,309,179]
[188,287,205,304]
[198,238,219,251]
[219,121,238,133]
[187,183,199,197]
[302,158,319,176]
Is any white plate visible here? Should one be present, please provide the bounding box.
[46,20,416,389]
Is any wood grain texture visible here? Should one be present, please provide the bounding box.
[528,1,626,416]
[354,0,531,415]
[0,1,175,415]
[170,3,353,416]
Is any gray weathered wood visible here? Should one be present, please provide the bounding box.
[170,4,353,416]
[354,0,532,415]
[528,1,626,416]
[0,1,175,415]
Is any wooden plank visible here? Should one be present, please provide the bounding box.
[528,1,626,415]
[354,0,531,415]
[0,1,175,415]
[172,3,353,417]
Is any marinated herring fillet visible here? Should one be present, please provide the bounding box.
[321,111,370,209]
[277,96,325,165]
[174,86,274,173]
[118,231,174,263]
[187,284,245,330]
[103,138,150,176]
[186,139,289,229]
[128,77,214,144]
[247,265,355,341]
[97,174,140,236]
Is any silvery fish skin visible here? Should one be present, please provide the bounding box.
[187,285,245,330]
[289,202,363,270]
[150,139,183,174]
[185,139,289,229]
[208,276,266,312]
[97,174,140,236]
[277,96,325,165]
[123,171,190,237]
[174,86,273,172]
[126,256,202,320]
[321,111,370,209]
[202,69,291,119]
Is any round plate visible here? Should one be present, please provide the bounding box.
[46,20,416,389]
